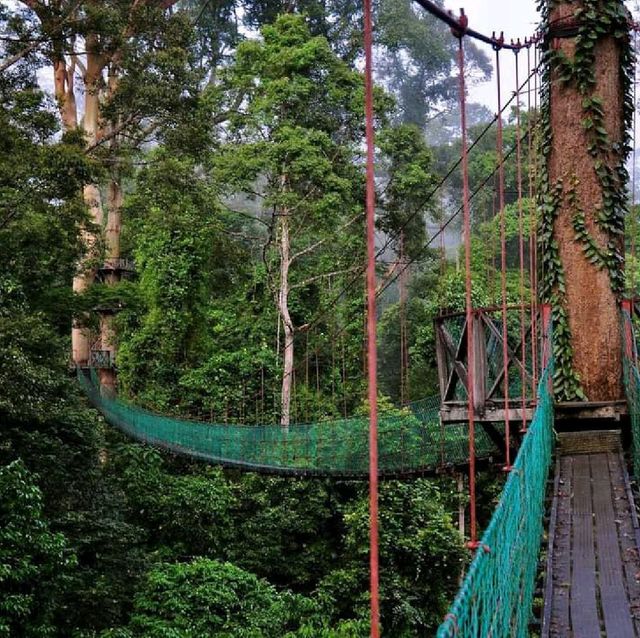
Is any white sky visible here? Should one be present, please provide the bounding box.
[454,0,540,110]
[440,0,541,111]
[442,0,638,112]
[29,0,640,130]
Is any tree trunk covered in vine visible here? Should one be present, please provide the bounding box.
[541,0,632,401]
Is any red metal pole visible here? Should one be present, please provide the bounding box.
[454,16,478,548]
[527,41,539,399]
[632,31,637,296]
[513,45,528,434]
[363,0,380,634]
[533,37,540,340]
[495,41,512,470]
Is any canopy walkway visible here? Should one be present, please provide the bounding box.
[435,309,640,637]
[435,352,555,637]
[72,0,640,634]
[542,444,640,637]
[81,314,640,636]
[79,370,501,478]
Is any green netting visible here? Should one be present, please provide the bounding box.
[78,370,500,477]
[436,354,555,637]
[622,310,640,473]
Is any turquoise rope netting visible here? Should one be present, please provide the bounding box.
[436,348,555,637]
[622,308,640,474]
[78,370,501,477]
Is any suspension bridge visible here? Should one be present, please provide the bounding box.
[72,0,640,635]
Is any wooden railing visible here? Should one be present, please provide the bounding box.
[434,304,545,423]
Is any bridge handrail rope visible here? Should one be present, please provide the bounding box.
[436,318,555,638]
[621,304,640,473]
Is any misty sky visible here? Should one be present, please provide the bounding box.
[440,0,541,111]
[441,0,637,112]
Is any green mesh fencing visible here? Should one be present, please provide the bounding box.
[622,309,640,474]
[436,353,555,637]
[78,370,501,477]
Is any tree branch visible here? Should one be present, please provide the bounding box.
[288,212,362,265]
[4,0,82,73]
[290,266,361,290]
[213,89,246,125]
[222,206,270,227]
[0,40,40,73]
[376,260,400,295]
[72,52,87,76]
[84,114,137,153]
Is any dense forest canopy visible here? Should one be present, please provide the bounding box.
[0,0,552,635]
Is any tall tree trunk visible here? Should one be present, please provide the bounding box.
[83,37,103,147]
[105,176,122,269]
[72,184,103,365]
[53,56,77,130]
[544,0,629,401]
[51,48,92,364]
[278,210,294,427]
[98,175,123,394]
[71,40,108,367]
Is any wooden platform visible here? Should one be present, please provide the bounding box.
[440,401,627,425]
[543,449,640,637]
[557,430,623,456]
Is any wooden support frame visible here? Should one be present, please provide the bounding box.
[435,304,538,423]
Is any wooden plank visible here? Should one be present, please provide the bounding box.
[591,454,635,637]
[435,325,449,400]
[570,454,601,638]
[541,458,561,638]
[555,401,627,421]
[608,453,640,634]
[439,405,535,423]
[549,455,573,637]
[472,313,487,412]
[546,448,640,637]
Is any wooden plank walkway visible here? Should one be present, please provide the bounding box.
[543,451,640,637]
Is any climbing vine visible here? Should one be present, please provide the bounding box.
[536,0,633,400]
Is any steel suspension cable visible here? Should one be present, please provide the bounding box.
[363,0,380,633]
[412,0,524,51]
[491,174,499,302]
[377,127,534,304]
[514,45,528,434]
[279,65,541,396]
[399,231,409,405]
[527,40,539,399]
[495,42,512,471]
[440,193,446,276]
[533,38,541,386]
[261,121,536,426]
[274,64,540,390]
[454,16,479,548]
[632,30,638,296]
